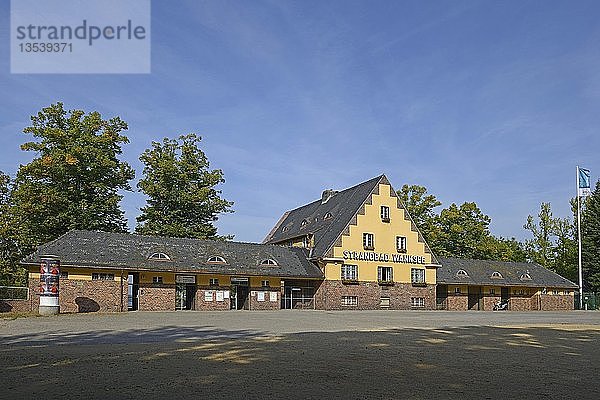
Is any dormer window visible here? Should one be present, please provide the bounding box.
[324,212,333,220]
[490,271,503,279]
[456,269,469,277]
[149,252,171,261]
[207,256,227,264]
[300,219,308,227]
[520,273,532,281]
[260,259,278,266]
[282,226,289,232]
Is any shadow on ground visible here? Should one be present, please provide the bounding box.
[2,325,599,399]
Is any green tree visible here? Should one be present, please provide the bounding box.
[523,202,556,268]
[479,236,528,262]
[136,134,233,239]
[582,180,600,292]
[0,171,25,285]
[8,103,134,274]
[553,217,577,282]
[434,202,493,259]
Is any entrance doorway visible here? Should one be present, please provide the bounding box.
[230,277,249,310]
[436,285,448,310]
[175,275,197,310]
[468,286,482,310]
[127,273,139,311]
[282,281,315,309]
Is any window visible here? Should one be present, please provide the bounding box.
[60,271,68,279]
[564,290,571,295]
[552,289,559,295]
[341,296,358,306]
[301,219,308,227]
[396,236,407,253]
[378,266,393,284]
[149,252,170,261]
[152,276,163,284]
[380,297,390,308]
[92,273,114,281]
[363,233,374,250]
[207,256,226,264]
[411,268,425,284]
[491,271,503,279]
[260,259,278,266]
[380,206,390,222]
[282,226,289,232]
[209,278,219,286]
[411,297,425,307]
[454,287,461,294]
[456,269,469,277]
[261,280,270,287]
[489,288,495,295]
[302,236,309,248]
[341,264,358,281]
[520,273,532,281]
[324,212,333,220]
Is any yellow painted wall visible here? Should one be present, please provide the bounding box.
[327,183,437,284]
[29,267,121,281]
[140,273,175,284]
[448,285,468,294]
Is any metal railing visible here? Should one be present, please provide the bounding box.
[0,286,29,300]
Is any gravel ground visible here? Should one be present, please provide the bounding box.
[2,310,600,399]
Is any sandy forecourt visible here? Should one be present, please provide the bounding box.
[2,311,600,399]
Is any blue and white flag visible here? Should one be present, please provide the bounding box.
[578,167,591,197]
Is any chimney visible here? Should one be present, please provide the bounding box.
[321,189,338,204]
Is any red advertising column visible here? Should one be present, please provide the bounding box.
[39,255,60,315]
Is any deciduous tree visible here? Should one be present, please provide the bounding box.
[582,180,600,292]
[136,134,233,239]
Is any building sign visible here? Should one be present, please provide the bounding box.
[342,250,426,264]
[176,275,196,284]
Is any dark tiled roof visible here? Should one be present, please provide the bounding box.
[437,257,577,288]
[22,230,323,279]
[263,175,384,257]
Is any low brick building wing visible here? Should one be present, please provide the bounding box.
[20,230,323,313]
[436,258,578,311]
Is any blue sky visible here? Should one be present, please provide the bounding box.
[1,0,599,242]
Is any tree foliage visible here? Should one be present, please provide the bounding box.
[397,184,441,245]
[582,180,600,291]
[136,134,233,239]
[1,103,134,284]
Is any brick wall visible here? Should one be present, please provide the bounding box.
[138,284,175,311]
[446,294,468,311]
[0,299,33,313]
[538,294,574,311]
[314,280,435,310]
[249,288,280,310]
[196,287,230,311]
[509,295,532,311]
[26,277,127,313]
[482,295,501,311]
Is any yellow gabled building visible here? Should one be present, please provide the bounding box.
[264,174,441,310]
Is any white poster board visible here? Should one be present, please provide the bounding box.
[269,291,278,302]
[257,291,265,302]
[223,290,230,299]
[204,291,213,301]
[216,291,224,302]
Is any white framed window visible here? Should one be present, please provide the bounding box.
[209,278,219,286]
[456,269,469,277]
[324,212,333,220]
[260,258,278,266]
[152,276,163,284]
[411,297,425,307]
[341,296,358,306]
[380,297,390,308]
[302,236,309,248]
[454,287,461,294]
[149,252,170,261]
[261,280,270,287]
[60,271,69,279]
[92,273,115,281]
[520,273,532,281]
[363,233,374,249]
[411,268,425,284]
[396,236,407,252]
[301,219,308,227]
[207,256,226,264]
[552,289,559,295]
[341,264,358,281]
[380,205,390,221]
[564,290,571,295]
[378,266,393,283]
[489,288,495,295]
[491,271,503,279]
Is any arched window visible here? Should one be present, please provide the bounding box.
[491,271,503,279]
[520,273,532,281]
[207,256,227,264]
[456,269,469,277]
[260,259,278,266]
[324,212,333,220]
[149,252,171,261]
[300,219,308,227]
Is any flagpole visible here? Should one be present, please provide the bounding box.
[577,166,584,310]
